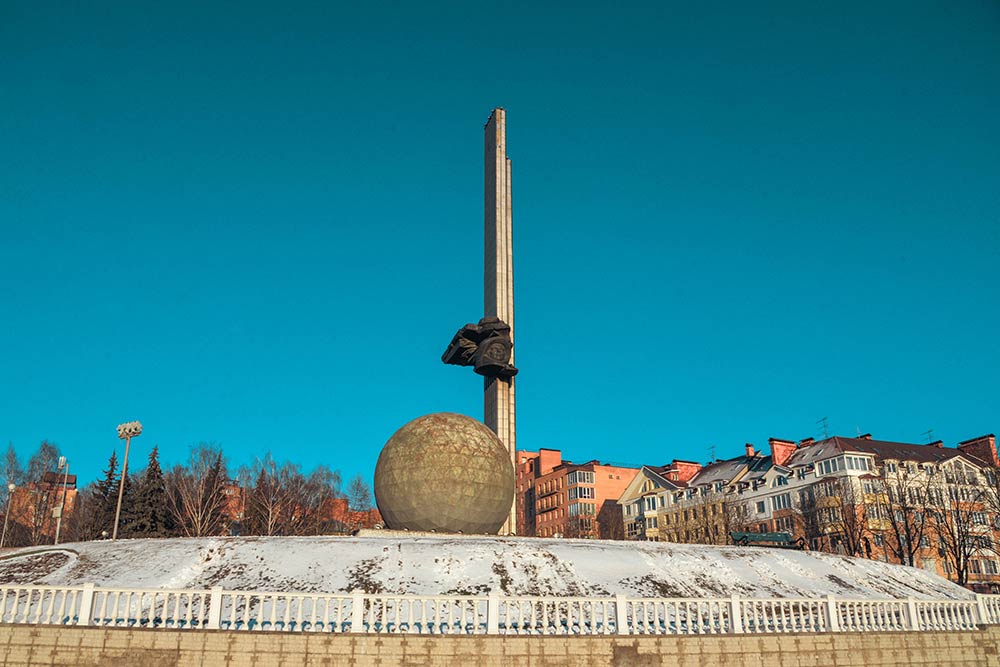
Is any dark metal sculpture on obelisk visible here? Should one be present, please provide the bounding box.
[442,108,517,535]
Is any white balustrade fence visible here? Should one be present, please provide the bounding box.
[0,584,997,636]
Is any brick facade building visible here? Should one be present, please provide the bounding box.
[516,449,637,539]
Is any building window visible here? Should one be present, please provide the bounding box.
[770,493,791,512]
[986,561,999,575]
[570,486,595,500]
[756,501,766,514]
[886,462,898,473]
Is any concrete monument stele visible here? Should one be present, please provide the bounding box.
[441,108,518,535]
[373,413,515,534]
[372,109,519,536]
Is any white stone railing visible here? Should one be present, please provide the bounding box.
[0,584,997,635]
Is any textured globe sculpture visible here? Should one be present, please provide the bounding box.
[374,412,515,534]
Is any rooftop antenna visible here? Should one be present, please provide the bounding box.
[708,444,716,463]
[817,416,829,439]
[856,426,862,437]
[921,429,934,444]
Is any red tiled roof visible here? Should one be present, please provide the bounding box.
[789,436,987,467]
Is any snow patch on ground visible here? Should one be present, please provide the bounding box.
[0,535,972,600]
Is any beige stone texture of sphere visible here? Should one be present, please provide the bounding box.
[373,412,515,534]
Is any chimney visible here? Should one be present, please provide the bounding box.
[958,434,998,466]
[857,433,872,440]
[927,440,943,449]
[798,437,815,448]
[768,438,797,467]
[745,443,756,458]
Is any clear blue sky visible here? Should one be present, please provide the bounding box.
[2,1,998,488]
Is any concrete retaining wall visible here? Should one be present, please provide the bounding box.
[1,625,998,666]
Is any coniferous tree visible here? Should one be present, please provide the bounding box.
[90,451,119,537]
[130,446,173,537]
[115,471,138,537]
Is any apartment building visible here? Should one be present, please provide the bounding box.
[516,449,638,539]
[619,433,1000,592]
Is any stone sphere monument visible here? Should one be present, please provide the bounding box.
[374,412,515,534]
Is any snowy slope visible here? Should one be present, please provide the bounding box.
[0,535,972,600]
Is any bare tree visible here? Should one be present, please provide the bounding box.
[980,464,1000,559]
[934,504,987,586]
[722,497,754,537]
[241,454,290,536]
[61,484,102,543]
[931,463,995,585]
[882,464,934,567]
[597,500,625,540]
[240,458,345,536]
[166,444,229,537]
[672,494,728,545]
[1,444,23,506]
[831,477,869,557]
[347,475,373,512]
[282,464,331,535]
[793,487,825,550]
[23,441,62,546]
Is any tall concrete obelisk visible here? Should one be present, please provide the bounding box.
[484,108,516,535]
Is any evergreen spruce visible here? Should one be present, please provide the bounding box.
[92,451,119,537]
[130,446,173,537]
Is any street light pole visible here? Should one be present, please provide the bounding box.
[1,483,16,549]
[112,421,142,541]
[53,457,70,545]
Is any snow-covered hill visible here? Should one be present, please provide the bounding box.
[0,535,971,600]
